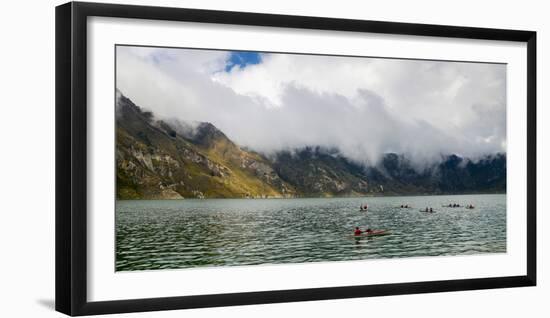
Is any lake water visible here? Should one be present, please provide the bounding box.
[116,194,506,271]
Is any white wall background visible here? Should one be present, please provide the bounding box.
[0,0,546,317]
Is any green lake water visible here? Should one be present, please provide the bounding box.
[116,194,506,271]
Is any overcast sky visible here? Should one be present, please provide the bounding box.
[116,46,506,166]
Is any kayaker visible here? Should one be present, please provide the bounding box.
[429,208,433,212]
[354,227,362,236]
[365,228,373,234]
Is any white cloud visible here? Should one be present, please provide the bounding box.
[116,46,506,166]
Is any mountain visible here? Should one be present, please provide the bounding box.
[272,148,505,196]
[116,93,295,199]
[272,147,370,196]
[116,92,506,199]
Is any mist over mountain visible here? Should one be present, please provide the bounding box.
[116,46,506,167]
[116,93,506,199]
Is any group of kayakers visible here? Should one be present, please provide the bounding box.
[444,203,475,209]
[354,201,475,235]
[445,203,462,208]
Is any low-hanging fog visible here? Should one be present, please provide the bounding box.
[116,46,506,167]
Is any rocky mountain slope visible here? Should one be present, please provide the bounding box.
[273,148,505,197]
[116,93,295,199]
[116,93,506,199]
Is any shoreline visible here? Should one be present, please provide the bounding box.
[116,192,506,201]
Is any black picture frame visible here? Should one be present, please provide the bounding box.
[55,1,536,316]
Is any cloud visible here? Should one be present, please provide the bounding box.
[116,46,506,166]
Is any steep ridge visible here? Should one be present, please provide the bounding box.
[116,93,295,199]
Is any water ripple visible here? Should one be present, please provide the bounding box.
[116,194,506,271]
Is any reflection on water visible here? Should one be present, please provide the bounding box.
[116,194,506,271]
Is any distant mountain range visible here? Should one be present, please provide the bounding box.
[116,92,506,199]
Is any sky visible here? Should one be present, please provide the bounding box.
[116,45,506,167]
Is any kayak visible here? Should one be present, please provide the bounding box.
[353,230,391,237]
[419,210,436,213]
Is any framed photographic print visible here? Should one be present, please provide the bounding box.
[55,1,536,316]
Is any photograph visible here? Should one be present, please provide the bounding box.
[115,45,507,272]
